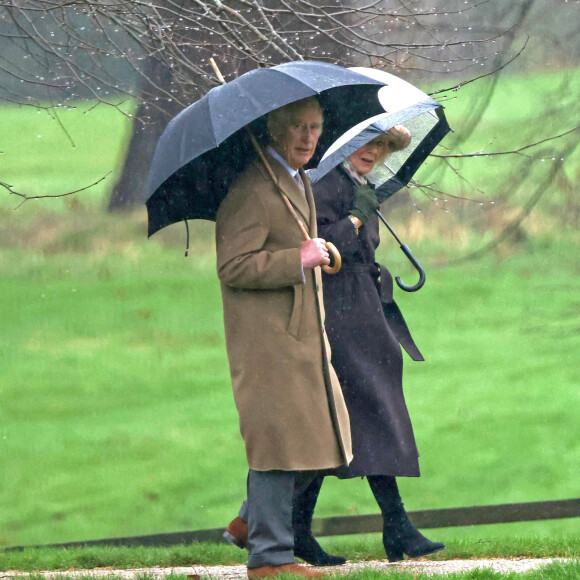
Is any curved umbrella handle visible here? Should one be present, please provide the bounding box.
[395,244,426,292]
[375,210,425,292]
[322,241,342,275]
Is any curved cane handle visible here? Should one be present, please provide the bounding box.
[322,241,342,275]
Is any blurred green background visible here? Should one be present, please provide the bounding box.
[0,67,578,550]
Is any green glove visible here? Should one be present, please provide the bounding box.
[350,184,379,224]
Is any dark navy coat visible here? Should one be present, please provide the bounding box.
[314,165,423,478]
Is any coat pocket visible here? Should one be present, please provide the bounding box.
[287,284,304,339]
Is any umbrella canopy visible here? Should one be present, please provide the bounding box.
[144,61,387,236]
[308,67,451,202]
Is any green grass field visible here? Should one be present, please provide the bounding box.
[0,101,135,210]
[0,67,578,567]
[1,219,578,551]
[1,537,579,576]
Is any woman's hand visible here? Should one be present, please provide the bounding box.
[350,185,379,224]
[301,238,331,269]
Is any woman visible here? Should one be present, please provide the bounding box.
[303,126,446,562]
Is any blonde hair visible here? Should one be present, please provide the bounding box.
[375,124,412,166]
[267,97,323,145]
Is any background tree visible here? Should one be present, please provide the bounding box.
[0,0,578,233]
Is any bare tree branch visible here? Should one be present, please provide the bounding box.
[433,126,579,160]
[1,0,576,225]
[2,172,112,209]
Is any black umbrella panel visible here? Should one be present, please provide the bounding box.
[144,61,388,237]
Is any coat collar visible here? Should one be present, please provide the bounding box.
[254,153,313,233]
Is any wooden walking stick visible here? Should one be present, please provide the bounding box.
[209,58,341,275]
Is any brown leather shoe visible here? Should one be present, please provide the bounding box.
[223,516,248,549]
[247,563,326,578]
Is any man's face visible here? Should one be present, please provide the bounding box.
[277,107,323,170]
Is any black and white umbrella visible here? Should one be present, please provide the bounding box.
[309,68,451,291]
[309,66,451,201]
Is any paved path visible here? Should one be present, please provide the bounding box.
[3,558,571,578]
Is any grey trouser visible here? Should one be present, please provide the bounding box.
[244,469,318,569]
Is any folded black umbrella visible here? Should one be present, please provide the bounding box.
[144,60,387,236]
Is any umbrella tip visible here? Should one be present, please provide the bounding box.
[184,219,190,257]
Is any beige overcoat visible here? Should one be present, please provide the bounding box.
[216,154,353,472]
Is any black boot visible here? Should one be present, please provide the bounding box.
[368,475,445,563]
[292,475,347,566]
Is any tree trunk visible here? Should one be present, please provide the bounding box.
[107,57,180,211]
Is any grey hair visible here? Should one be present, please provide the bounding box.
[266,97,323,145]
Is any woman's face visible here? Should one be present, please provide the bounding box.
[349,136,388,176]
[275,107,323,170]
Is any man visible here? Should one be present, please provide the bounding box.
[216,97,352,579]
